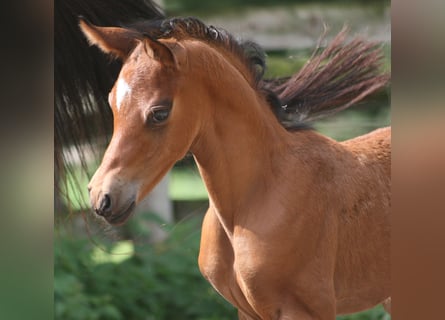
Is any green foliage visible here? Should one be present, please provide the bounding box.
[54,217,236,320]
[54,238,122,320]
[55,217,389,320]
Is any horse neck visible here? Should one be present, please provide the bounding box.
[186,49,291,235]
[192,114,289,236]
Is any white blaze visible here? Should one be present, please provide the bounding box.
[116,78,131,111]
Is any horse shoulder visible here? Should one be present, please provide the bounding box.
[229,196,338,319]
[199,207,233,286]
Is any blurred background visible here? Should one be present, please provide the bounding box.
[55,0,391,319]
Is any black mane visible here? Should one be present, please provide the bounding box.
[130,17,267,85]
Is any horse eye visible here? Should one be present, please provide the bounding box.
[148,106,171,125]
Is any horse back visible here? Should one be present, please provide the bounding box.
[342,126,391,177]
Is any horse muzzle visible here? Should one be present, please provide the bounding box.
[88,174,139,226]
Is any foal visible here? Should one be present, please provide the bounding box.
[81,17,390,319]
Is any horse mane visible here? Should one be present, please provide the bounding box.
[130,17,267,84]
[129,17,389,130]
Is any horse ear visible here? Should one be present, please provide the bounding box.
[79,17,140,60]
[142,36,177,68]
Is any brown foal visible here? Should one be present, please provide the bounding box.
[81,17,390,319]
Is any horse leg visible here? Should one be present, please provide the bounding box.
[272,295,336,320]
[231,222,337,320]
[199,209,260,319]
[235,273,336,320]
[239,306,328,320]
[249,301,336,320]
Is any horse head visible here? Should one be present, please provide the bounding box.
[80,19,202,225]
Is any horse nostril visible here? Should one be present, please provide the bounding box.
[87,186,92,193]
[101,194,111,210]
[96,194,112,216]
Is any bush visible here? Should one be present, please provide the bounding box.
[55,216,389,319]
[54,217,236,320]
